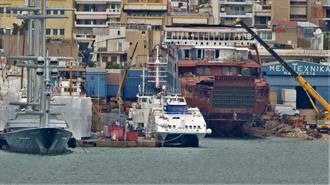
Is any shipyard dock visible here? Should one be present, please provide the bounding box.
[77,138,158,148]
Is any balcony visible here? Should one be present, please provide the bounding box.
[220,12,253,18]
[219,0,253,5]
[75,21,109,28]
[172,17,208,25]
[323,0,330,7]
[75,0,121,4]
[123,0,167,11]
[75,9,120,20]
[254,4,271,17]
[74,34,96,42]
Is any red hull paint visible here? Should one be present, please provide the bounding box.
[179,62,269,136]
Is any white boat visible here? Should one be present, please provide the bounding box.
[128,45,211,147]
[0,0,76,154]
[129,92,211,147]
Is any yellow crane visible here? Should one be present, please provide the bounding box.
[110,42,139,111]
[236,19,330,132]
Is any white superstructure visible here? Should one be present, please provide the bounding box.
[149,94,211,146]
[129,92,211,146]
[129,44,211,146]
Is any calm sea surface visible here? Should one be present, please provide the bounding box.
[0,137,328,184]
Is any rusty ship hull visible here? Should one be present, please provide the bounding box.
[178,61,269,136]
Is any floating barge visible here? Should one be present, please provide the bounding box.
[77,139,158,147]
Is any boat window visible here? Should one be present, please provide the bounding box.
[231,67,238,75]
[223,67,229,75]
[178,98,184,102]
[198,126,201,129]
[168,125,172,129]
[215,49,220,59]
[197,49,203,59]
[173,125,176,128]
[165,105,188,114]
[193,126,196,129]
[185,125,188,129]
[141,98,147,102]
[189,125,192,129]
[184,49,190,59]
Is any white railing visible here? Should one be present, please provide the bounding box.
[219,0,253,5]
[220,12,253,18]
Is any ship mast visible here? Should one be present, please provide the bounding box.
[7,0,67,128]
[155,45,160,89]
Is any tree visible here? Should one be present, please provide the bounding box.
[12,20,28,35]
[106,61,121,69]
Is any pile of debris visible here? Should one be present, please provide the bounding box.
[263,113,321,140]
[250,112,325,140]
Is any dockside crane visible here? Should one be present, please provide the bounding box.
[110,42,139,112]
[235,19,330,132]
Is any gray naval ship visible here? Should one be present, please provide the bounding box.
[0,0,75,154]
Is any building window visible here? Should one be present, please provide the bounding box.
[53,29,58,35]
[117,30,120,35]
[118,42,122,51]
[46,29,51,35]
[59,29,64,35]
[59,10,65,15]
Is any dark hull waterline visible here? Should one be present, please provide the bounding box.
[3,127,73,154]
[157,134,200,147]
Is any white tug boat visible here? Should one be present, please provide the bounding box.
[128,45,211,147]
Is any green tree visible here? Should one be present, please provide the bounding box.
[106,61,121,69]
[12,20,28,35]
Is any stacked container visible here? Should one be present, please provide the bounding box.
[281,89,296,108]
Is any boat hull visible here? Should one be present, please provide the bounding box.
[156,133,204,147]
[3,128,72,154]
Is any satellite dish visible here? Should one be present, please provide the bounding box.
[313,28,322,38]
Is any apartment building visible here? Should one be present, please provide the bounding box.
[254,0,271,29]
[74,0,121,44]
[0,0,74,41]
[324,0,330,31]
[121,0,167,30]
[212,0,254,26]
[308,0,330,32]
[93,25,128,67]
[271,0,309,22]
[167,0,212,25]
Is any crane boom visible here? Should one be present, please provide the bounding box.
[115,42,138,101]
[236,19,330,116]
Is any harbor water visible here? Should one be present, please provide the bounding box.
[0,137,328,184]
